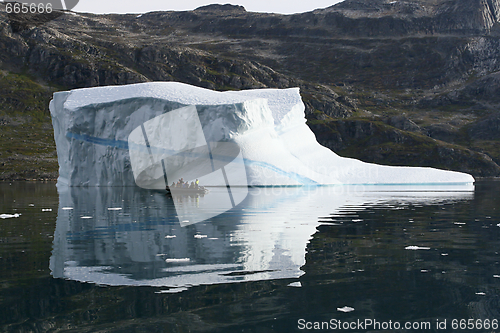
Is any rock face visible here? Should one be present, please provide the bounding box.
[469,112,500,140]
[323,0,500,35]
[2,0,500,178]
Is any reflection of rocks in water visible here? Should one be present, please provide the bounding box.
[51,185,475,293]
[6,182,490,332]
[4,274,291,333]
[469,297,500,324]
[301,197,500,323]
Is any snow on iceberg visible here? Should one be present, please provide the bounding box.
[49,82,474,187]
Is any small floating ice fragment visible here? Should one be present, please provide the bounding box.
[405,246,431,250]
[62,207,73,210]
[288,282,302,288]
[476,292,486,295]
[41,209,52,212]
[155,287,188,293]
[454,222,466,225]
[421,269,429,273]
[80,216,93,219]
[165,235,176,239]
[352,219,362,222]
[337,306,355,313]
[494,275,500,278]
[194,234,207,239]
[107,207,122,211]
[165,258,190,263]
[29,204,35,207]
[441,253,449,256]
[0,213,21,219]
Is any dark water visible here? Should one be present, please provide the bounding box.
[1,181,499,332]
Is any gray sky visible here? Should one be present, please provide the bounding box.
[72,0,344,15]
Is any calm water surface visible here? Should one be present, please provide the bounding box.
[1,181,499,332]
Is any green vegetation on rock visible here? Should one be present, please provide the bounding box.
[0,72,58,180]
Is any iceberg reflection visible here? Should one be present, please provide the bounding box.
[50,184,473,291]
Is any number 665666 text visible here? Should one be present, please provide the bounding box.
[5,2,53,14]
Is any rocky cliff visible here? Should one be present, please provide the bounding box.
[1,0,500,179]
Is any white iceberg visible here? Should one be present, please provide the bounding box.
[49,82,474,187]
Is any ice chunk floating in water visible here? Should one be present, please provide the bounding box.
[49,82,474,187]
[0,213,21,219]
[337,306,355,313]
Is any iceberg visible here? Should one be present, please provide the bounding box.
[49,82,474,187]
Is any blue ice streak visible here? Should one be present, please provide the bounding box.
[65,132,318,185]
